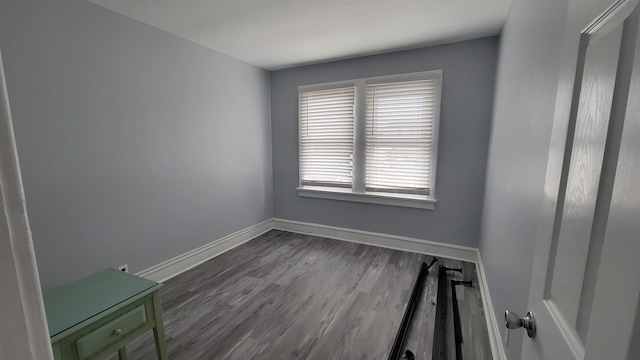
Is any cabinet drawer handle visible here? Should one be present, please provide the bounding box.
[113,328,122,336]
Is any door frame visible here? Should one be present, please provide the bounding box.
[0,49,53,360]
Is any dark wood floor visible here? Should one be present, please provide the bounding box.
[113,230,492,359]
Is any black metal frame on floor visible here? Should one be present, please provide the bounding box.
[387,257,437,360]
[431,265,462,360]
[451,279,472,360]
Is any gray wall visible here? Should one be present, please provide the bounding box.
[0,0,273,289]
[478,0,568,359]
[271,38,498,247]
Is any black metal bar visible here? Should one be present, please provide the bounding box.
[425,257,439,271]
[432,266,463,360]
[431,266,448,360]
[451,280,472,360]
[442,266,463,274]
[388,262,428,360]
[387,258,437,360]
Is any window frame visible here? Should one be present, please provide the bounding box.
[297,70,442,210]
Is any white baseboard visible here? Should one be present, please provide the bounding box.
[136,217,477,283]
[136,219,274,283]
[476,251,507,360]
[273,218,477,262]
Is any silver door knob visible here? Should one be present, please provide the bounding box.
[504,310,536,338]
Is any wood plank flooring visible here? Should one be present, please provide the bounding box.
[111,230,492,359]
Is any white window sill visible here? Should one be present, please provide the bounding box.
[297,186,436,210]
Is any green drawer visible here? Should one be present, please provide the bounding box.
[76,305,147,359]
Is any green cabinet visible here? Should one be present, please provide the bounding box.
[44,269,168,360]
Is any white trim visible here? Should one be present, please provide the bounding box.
[297,186,436,209]
[298,80,356,92]
[427,71,442,199]
[0,50,54,360]
[364,69,443,85]
[136,219,274,283]
[297,70,443,89]
[476,251,508,360]
[353,79,367,193]
[273,218,475,262]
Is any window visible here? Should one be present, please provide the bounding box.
[299,86,355,189]
[298,71,442,209]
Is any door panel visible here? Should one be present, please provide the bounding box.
[546,20,622,332]
[522,0,640,359]
[583,9,640,358]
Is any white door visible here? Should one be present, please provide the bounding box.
[0,50,53,359]
[521,0,640,359]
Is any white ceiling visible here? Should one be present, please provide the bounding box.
[88,0,512,70]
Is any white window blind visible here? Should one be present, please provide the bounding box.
[299,86,355,188]
[365,79,436,196]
